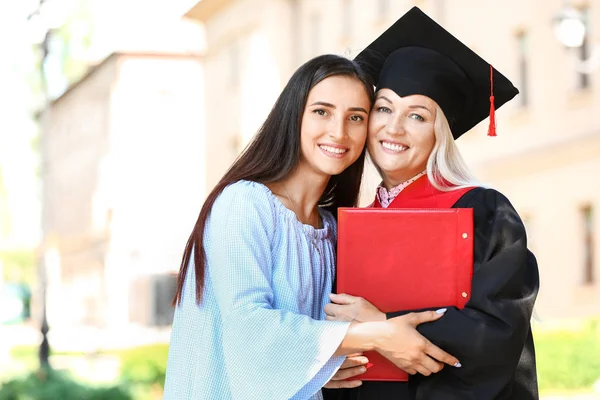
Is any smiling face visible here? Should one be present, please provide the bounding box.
[298,75,371,178]
[367,89,437,189]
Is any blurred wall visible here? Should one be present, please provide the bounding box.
[41,52,205,331]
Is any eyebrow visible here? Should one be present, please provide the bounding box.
[309,101,368,114]
[408,104,433,114]
[375,96,392,104]
[375,96,433,114]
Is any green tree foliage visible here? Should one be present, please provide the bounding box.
[0,368,131,400]
[0,249,36,284]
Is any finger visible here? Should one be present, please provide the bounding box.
[346,352,364,358]
[404,367,417,375]
[323,303,335,317]
[332,365,367,381]
[324,379,363,389]
[329,293,357,305]
[325,315,334,321]
[324,303,344,317]
[340,355,369,369]
[418,354,444,374]
[425,342,461,367]
[414,364,432,376]
[407,309,446,327]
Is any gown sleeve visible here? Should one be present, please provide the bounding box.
[386,189,539,399]
[206,183,349,400]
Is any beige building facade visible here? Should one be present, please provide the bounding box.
[41,52,205,333]
[185,0,600,321]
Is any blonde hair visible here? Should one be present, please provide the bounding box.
[426,106,482,191]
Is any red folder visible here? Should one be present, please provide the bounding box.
[337,208,473,381]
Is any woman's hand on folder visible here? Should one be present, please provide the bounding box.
[375,311,461,376]
[323,353,368,389]
[325,293,386,323]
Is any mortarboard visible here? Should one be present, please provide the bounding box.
[355,6,519,139]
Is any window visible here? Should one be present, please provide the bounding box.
[433,0,445,25]
[577,6,590,90]
[151,273,178,326]
[378,0,390,18]
[517,31,529,107]
[582,205,594,284]
[310,13,321,55]
[342,0,352,39]
[229,41,240,88]
[522,214,534,252]
[578,35,591,89]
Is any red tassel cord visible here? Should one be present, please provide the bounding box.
[488,64,497,137]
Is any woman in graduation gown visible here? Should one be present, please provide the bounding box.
[322,7,539,400]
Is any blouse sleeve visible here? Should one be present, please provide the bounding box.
[206,183,349,400]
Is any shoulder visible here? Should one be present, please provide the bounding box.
[216,180,273,206]
[211,180,279,228]
[461,187,526,235]
[458,187,516,211]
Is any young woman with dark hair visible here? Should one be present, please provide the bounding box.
[164,54,459,400]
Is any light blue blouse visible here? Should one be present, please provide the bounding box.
[163,180,350,400]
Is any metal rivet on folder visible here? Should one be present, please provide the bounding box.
[462,292,468,298]
[462,233,468,239]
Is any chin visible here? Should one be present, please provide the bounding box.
[323,167,347,176]
[318,163,349,176]
[372,156,395,168]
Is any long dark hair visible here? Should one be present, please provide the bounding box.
[173,54,375,305]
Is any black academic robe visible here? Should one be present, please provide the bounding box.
[323,178,539,400]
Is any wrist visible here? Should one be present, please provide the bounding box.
[347,322,378,352]
[354,320,390,352]
[370,320,391,352]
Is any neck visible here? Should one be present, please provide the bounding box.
[270,166,330,227]
[382,170,426,190]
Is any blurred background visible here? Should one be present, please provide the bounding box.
[0,0,598,399]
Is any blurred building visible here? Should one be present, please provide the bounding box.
[184,0,600,321]
[40,51,205,337]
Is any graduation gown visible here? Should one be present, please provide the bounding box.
[323,176,539,400]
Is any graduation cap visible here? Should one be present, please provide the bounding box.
[355,6,518,139]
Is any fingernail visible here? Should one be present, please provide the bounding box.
[359,367,366,373]
[436,308,447,314]
[453,362,462,368]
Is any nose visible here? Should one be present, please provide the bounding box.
[328,116,348,140]
[385,113,405,136]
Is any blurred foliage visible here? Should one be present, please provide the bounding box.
[8,343,169,399]
[10,330,600,395]
[8,326,600,395]
[0,249,36,285]
[41,0,95,101]
[0,168,11,242]
[118,344,168,389]
[0,283,31,324]
[534,319,600,393]
[0,368,131,400]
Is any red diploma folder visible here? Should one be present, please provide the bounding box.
[336,208,474,381]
